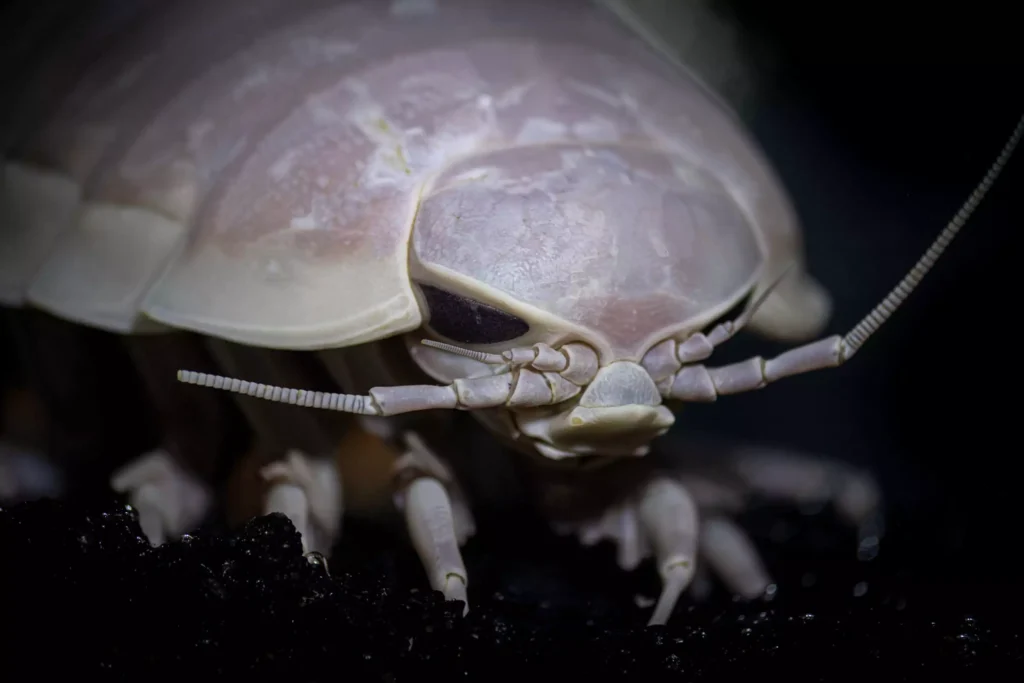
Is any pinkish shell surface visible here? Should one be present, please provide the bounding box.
[4,0,334,317]
[141,0,799,354]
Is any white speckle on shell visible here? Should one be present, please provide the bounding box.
[261,257,291,283]
[447,167,495,186]
[131,0,787,354]
[269,149,299,181]
[495,82,534,109]
[566,79,624,109]
[287,194,334,232]
[232,68,272,101]
[289,211,317,231]
[572,116,620,142]
[515,117,569,145]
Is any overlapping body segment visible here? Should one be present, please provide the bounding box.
[0,0,163,305]
[413,143,763,361]
[4,0,336,318]
[140,0,808,352]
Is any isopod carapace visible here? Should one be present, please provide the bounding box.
[1,0,339,315]
[138,0,832,350]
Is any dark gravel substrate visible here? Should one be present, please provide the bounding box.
[2,493,1019,682]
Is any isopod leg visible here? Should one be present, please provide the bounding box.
[637,477,699,626]
[656,438,879,600]
[110,332,247,546]
[394,431,474,614]
[689,562,713,602]
[110,449,211,547]
[700,515,772,599]
[402,477,469,611]
[260,449,342,556]
[203,339,349,554]
[727,447,882,533]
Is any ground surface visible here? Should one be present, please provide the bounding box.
[2,493,1018,681]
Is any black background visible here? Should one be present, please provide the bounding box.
[680,1,1022,583]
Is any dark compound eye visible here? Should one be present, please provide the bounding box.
[418,284,529,345]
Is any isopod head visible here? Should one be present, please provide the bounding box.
[133,0,804,461]
[166,1,1021,462]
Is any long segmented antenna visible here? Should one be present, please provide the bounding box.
[176,370,380,415]
[843,113,1024,358]
[663,112,1023,403]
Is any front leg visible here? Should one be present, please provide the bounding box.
[673,439,881,608]
[393,431,474,614]
[110,449,211,547]
[553,474,771,626]
[260,449,342,556]
[550,473,711,627]
[112,332,248,546]
[721,445,882,532]
[552,439,880,626]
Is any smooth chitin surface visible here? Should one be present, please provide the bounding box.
[414,143,761,359]
[13,0,335,324]
[143,0,792,351]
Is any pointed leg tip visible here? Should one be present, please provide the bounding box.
[443,574,469,613]
[646,561,697,627]
[741,578,773,601]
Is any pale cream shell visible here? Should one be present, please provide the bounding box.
[9,0,803,356]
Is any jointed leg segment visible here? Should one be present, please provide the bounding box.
[393,431,473,614]
[110,449,211,547]
[637,477,698,625]
[260,449,342,556]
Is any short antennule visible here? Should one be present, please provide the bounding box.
[420,339,504,364]
[704,264,795,347]
[843,112,1023,358]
